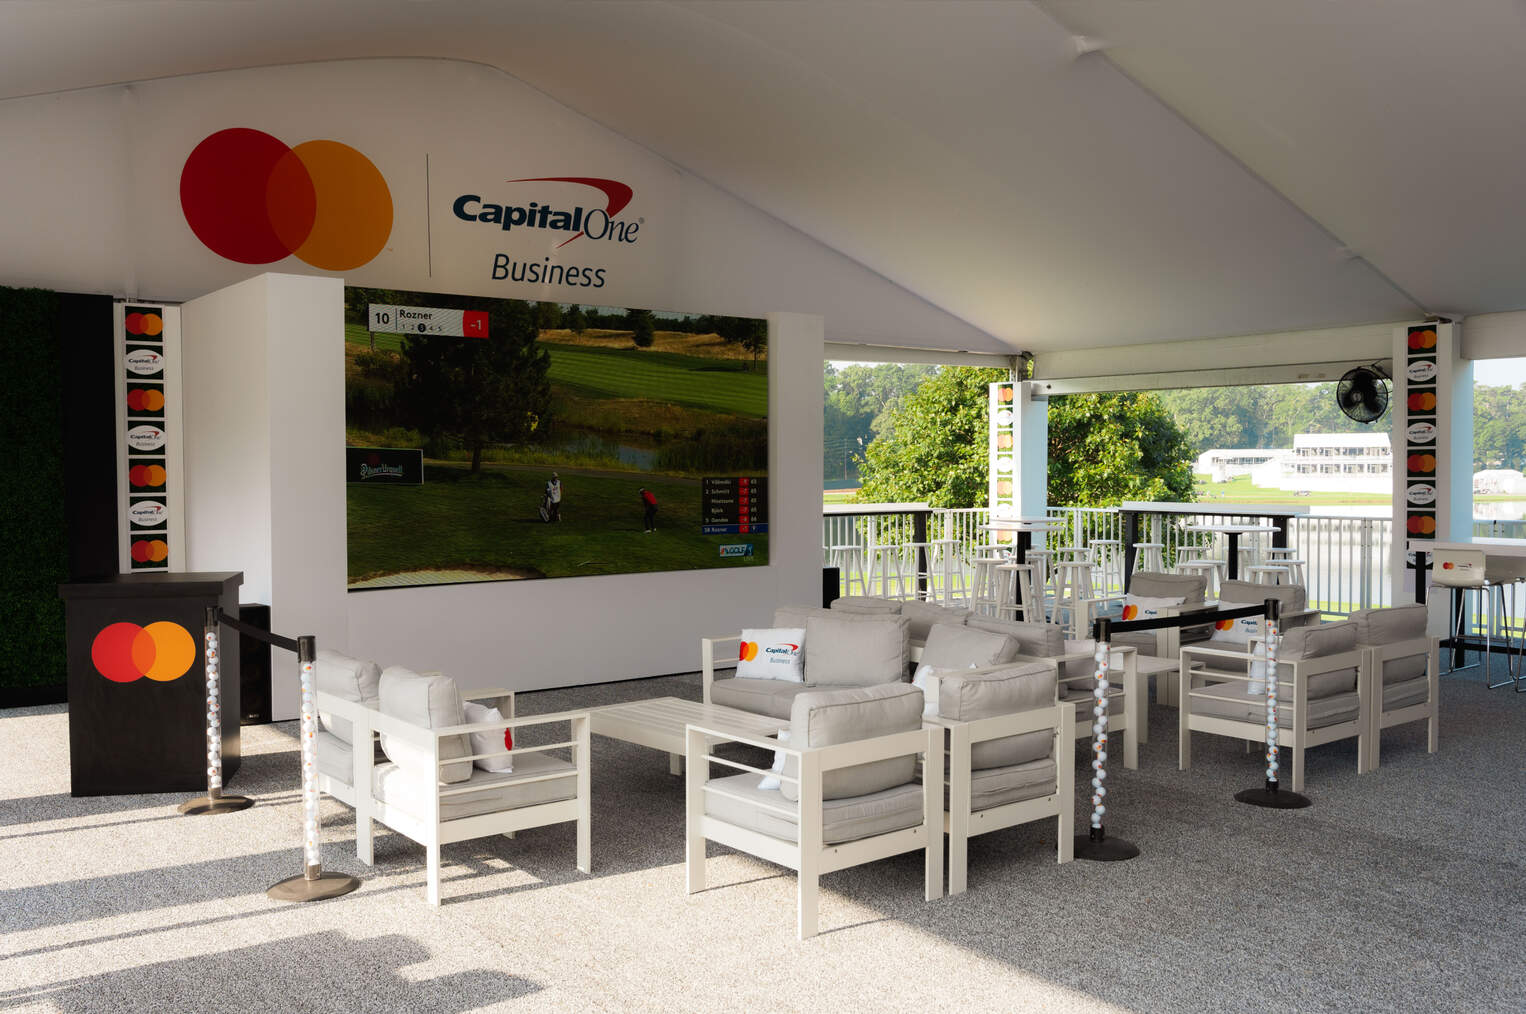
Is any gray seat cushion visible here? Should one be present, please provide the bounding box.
[1383,675,1431,711]
[704,773,924,845]
[829,596,902,615]
[1349,605,1431,690]
[920,622,1019,670]
[938,662,1055,769]
[709,677,817,719]
[1219,579,1308,615]
[1189,680,1359,729]
[316,730,352,784]
[900,600,972,640]
[316,649,381,745]
[946,755,1058,812]
[373,752,577,822]
[776,605,913,676]
[378,666,473,784]
[803,613,908,686]
[782,683,923,802]
[966,615,1065,658]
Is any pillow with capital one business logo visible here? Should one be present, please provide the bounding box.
[1119,594,1185,622]
[737,628,806,682]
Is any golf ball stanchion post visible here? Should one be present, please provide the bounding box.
[1073,617,1140,862]
[1234,599,1312,809]
[267,634,362,902]
[177,606,254,815]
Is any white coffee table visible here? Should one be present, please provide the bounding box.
[589,696,784,774]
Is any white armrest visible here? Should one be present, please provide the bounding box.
[700,635,742,705]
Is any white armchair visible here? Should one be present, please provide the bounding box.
[1179,621,1370,792]
[685,683,942,939]
[1349,605,1439,770]
[318,666,591,906]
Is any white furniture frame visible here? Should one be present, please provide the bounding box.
[1365,636,1440,770]
[318,690,592,906]
[928,701,1074,895]
[684,721,943,940]
[1177,643,1371,792]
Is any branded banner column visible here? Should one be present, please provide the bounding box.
[1390,321,1472,620]
[988,379,1046,519]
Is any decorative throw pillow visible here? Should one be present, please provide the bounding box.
[758,729,791,791]
[462,701,513,772]
[1210,605,1263,646]
[1119,593,1184,622]
[737,627,806,681]
[911,662,956,717]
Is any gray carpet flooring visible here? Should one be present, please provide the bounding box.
[2,659,1523,1013]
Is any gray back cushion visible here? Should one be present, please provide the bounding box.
[316,649,381,745]
[803,614,908,685]
[782,683,923,802]
[939,661,1056,769]
[829,596,902,616]
[1349,605,1430,685]
[1220,580,1307,615]
[920,622,1019,670]
[900,599,972,640]
[967,615,1065,658]
[1279,621,1358,697]
[378,666,473,784]
[1130,571,1206,605]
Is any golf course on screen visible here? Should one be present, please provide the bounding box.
[343,288,768,588]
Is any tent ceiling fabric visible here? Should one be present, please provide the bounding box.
[2,1,1516,356]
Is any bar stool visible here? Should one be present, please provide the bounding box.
[1245,564,1292,585]
[868,542,912,600]
[1263,547,1308,587]
[1131,542,1165,573]
[1432,548,1524,686]
[825,543,869,597]
[1025,549,1055,616]
[925,538,967,605]
[1089,539,1124,597]
[995,562,1040,622]
[971,554,1008,616]
[1051,560,1096,638]
[1177,559,1224,600]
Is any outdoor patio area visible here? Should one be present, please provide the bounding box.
[4,661,1521,1014]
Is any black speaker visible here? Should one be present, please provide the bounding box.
[239,603,272,725]
[822,567,840,608]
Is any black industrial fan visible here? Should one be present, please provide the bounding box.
[1336,365,1390,423]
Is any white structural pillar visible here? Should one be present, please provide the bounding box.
[989,379,1047,518]
[1390,320,1473,619]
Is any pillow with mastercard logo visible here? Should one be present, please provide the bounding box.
[737,627,806,682]
[1209,607,1262,645]
[1119,594,1184,622]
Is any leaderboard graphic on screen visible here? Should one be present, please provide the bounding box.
[342,286,768,588]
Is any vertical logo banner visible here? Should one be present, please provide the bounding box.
[989,382,1017,538]
[119,305,176,570]
[1403,325,1440,541]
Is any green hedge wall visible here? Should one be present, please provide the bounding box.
[1,286,67,688]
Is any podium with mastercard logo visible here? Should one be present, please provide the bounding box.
[58,572,243,796]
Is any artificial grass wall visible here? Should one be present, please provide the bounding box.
[1,286,67,688]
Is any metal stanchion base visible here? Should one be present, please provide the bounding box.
[177,795,254,815]
[267,872,361,903]
[1235,784,1311,809]
[1074,827,1140,862]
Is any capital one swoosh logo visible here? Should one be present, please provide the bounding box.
[453,177,640,248]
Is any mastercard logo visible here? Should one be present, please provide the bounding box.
[128,463,167,487]
[1441,561,1455,570]
[126,387,166,413]
[91,621,195,683]
[1406,453,1436,473]
[1215,619,1236,631]
[130,538,169,563]
[996,480,1012,496]
[1406,515,1437,535]
[1121,605,1138,620]
[998,386,1014,403]
[125,311,164,337]
[181,127,393,272]
[1407,391,1437,412]
[1407,328,1438,350]
[739,640,759,662]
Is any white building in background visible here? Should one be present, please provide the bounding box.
[1194,448,1283,481]
[1474,469,1526,495]
[1200,432,1393,494]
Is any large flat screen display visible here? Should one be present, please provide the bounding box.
[344,286,768,589]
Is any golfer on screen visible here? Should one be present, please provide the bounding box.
[639,487,658,533]
[541,472,562,522]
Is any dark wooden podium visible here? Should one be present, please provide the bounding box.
[58,572,243,796]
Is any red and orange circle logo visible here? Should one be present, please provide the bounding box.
[91,621,196,683]
[126,388,166,413]
[739,640,759,662]
[180,128,393,271]
[125,311,164,337]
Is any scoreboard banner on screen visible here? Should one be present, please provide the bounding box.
[368,304,489,338]
[702,476,768,535]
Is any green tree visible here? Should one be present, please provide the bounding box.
[711,315,768,371]
[534,301,562,331]
[395,296,552,473]
[626,307,655,348]
[565,304,587,335]
[855,368,1008,507]
[1046,393,1197,506]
